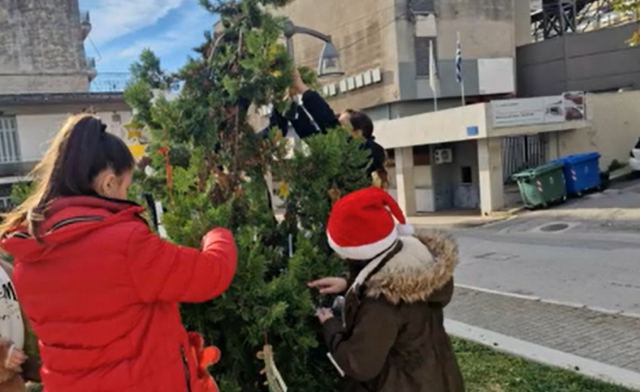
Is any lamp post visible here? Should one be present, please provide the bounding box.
[283,19,344,77]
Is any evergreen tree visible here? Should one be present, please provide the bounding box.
[124,0,370,390]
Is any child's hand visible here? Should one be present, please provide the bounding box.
[5,345,27,372]
[316,308,335,324]
[308,277,348,295]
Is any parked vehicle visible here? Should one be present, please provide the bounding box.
[630,138,640,172]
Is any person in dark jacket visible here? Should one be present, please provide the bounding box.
[262,69,339,139]
[310,187,465,392]
[264,70,388,185]
[339,109,388,185]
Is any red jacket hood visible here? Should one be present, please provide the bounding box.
[2,196,145,262]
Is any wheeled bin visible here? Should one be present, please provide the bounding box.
[513,161,567,209]
[556,152,601,196]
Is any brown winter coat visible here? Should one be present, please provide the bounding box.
[322,233,465,392]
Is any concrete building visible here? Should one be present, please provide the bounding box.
[277,0,640,216]
[0,0,95,94]
[278,0,528,115]
[0,93,132,208]
[0,0,118,210]
[518,23,640,96]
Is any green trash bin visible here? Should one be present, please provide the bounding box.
[513,162,567,209]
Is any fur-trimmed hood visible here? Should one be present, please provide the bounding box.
[364,232,458,304]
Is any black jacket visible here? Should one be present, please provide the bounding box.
[262,90,339,139]
[363,137,386,177]
[262,91,386,177]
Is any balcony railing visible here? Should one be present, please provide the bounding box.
[90,72,132,92]
[0,161,37,178]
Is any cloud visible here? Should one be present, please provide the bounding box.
[83,0,187,46]
[95,3,215,72]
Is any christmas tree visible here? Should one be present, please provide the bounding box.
[124,0,370,390]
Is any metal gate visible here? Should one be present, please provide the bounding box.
[503,135,546,182]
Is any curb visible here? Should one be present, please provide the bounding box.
[445,319,640,391]
[455,284,640,320]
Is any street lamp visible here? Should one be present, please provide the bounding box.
[283,19,344,77]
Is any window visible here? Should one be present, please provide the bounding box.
[414,37,437,77]
[0,117,20,163]
[461,166,473,184]
[413,145,431,165]
[409,0,435,14]
[0,197,11,212]
[386,149,395,167]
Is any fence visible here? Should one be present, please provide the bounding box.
[90,72,131,92]
[502,134,547,182]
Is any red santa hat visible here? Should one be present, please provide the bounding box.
[327,187,415,260]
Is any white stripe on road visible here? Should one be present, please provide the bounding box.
[445,319,640,391]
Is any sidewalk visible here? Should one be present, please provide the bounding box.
[408,211,510,229]
[446,287,640,388]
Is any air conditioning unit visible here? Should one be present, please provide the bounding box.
[434,148,453,165]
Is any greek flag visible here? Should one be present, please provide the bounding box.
[455,33,463,84]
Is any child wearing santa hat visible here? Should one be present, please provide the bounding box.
[311,187,464,392]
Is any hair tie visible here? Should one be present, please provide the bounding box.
[27,208,45,223]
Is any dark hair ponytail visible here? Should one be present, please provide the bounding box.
[347,110,374,139]
[0,114,135,239]
[52,116,133,197]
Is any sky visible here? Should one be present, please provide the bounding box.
[79,0,218,75]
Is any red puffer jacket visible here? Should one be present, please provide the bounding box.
[1,196,237,392]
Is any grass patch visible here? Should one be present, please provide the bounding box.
[454,339,634,392]
[24,340,636,391]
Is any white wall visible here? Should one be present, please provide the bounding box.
[388,188,435,213]
[388,164,434,212]
[556,91,640,170]
[17,113,68,162]
[375,103,489,149]
[16,110,133,163]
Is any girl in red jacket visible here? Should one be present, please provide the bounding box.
[0,114,237,392]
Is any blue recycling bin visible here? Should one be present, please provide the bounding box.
[556,152,602,196]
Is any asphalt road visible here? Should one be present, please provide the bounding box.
[451,177,640,315]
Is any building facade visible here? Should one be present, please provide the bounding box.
[279,0,528,116]
[0,0,95,94]
[277,0,640,216]
[0,93,132,208]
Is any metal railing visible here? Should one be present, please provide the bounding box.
[90,72,132,92]
[0,197,12,212]
[531,0,638,41]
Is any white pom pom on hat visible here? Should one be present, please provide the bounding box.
[396,223,415,237]
[326,187,415,260]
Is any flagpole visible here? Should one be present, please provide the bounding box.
[457,32,466,106]
[429,39,439,112]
